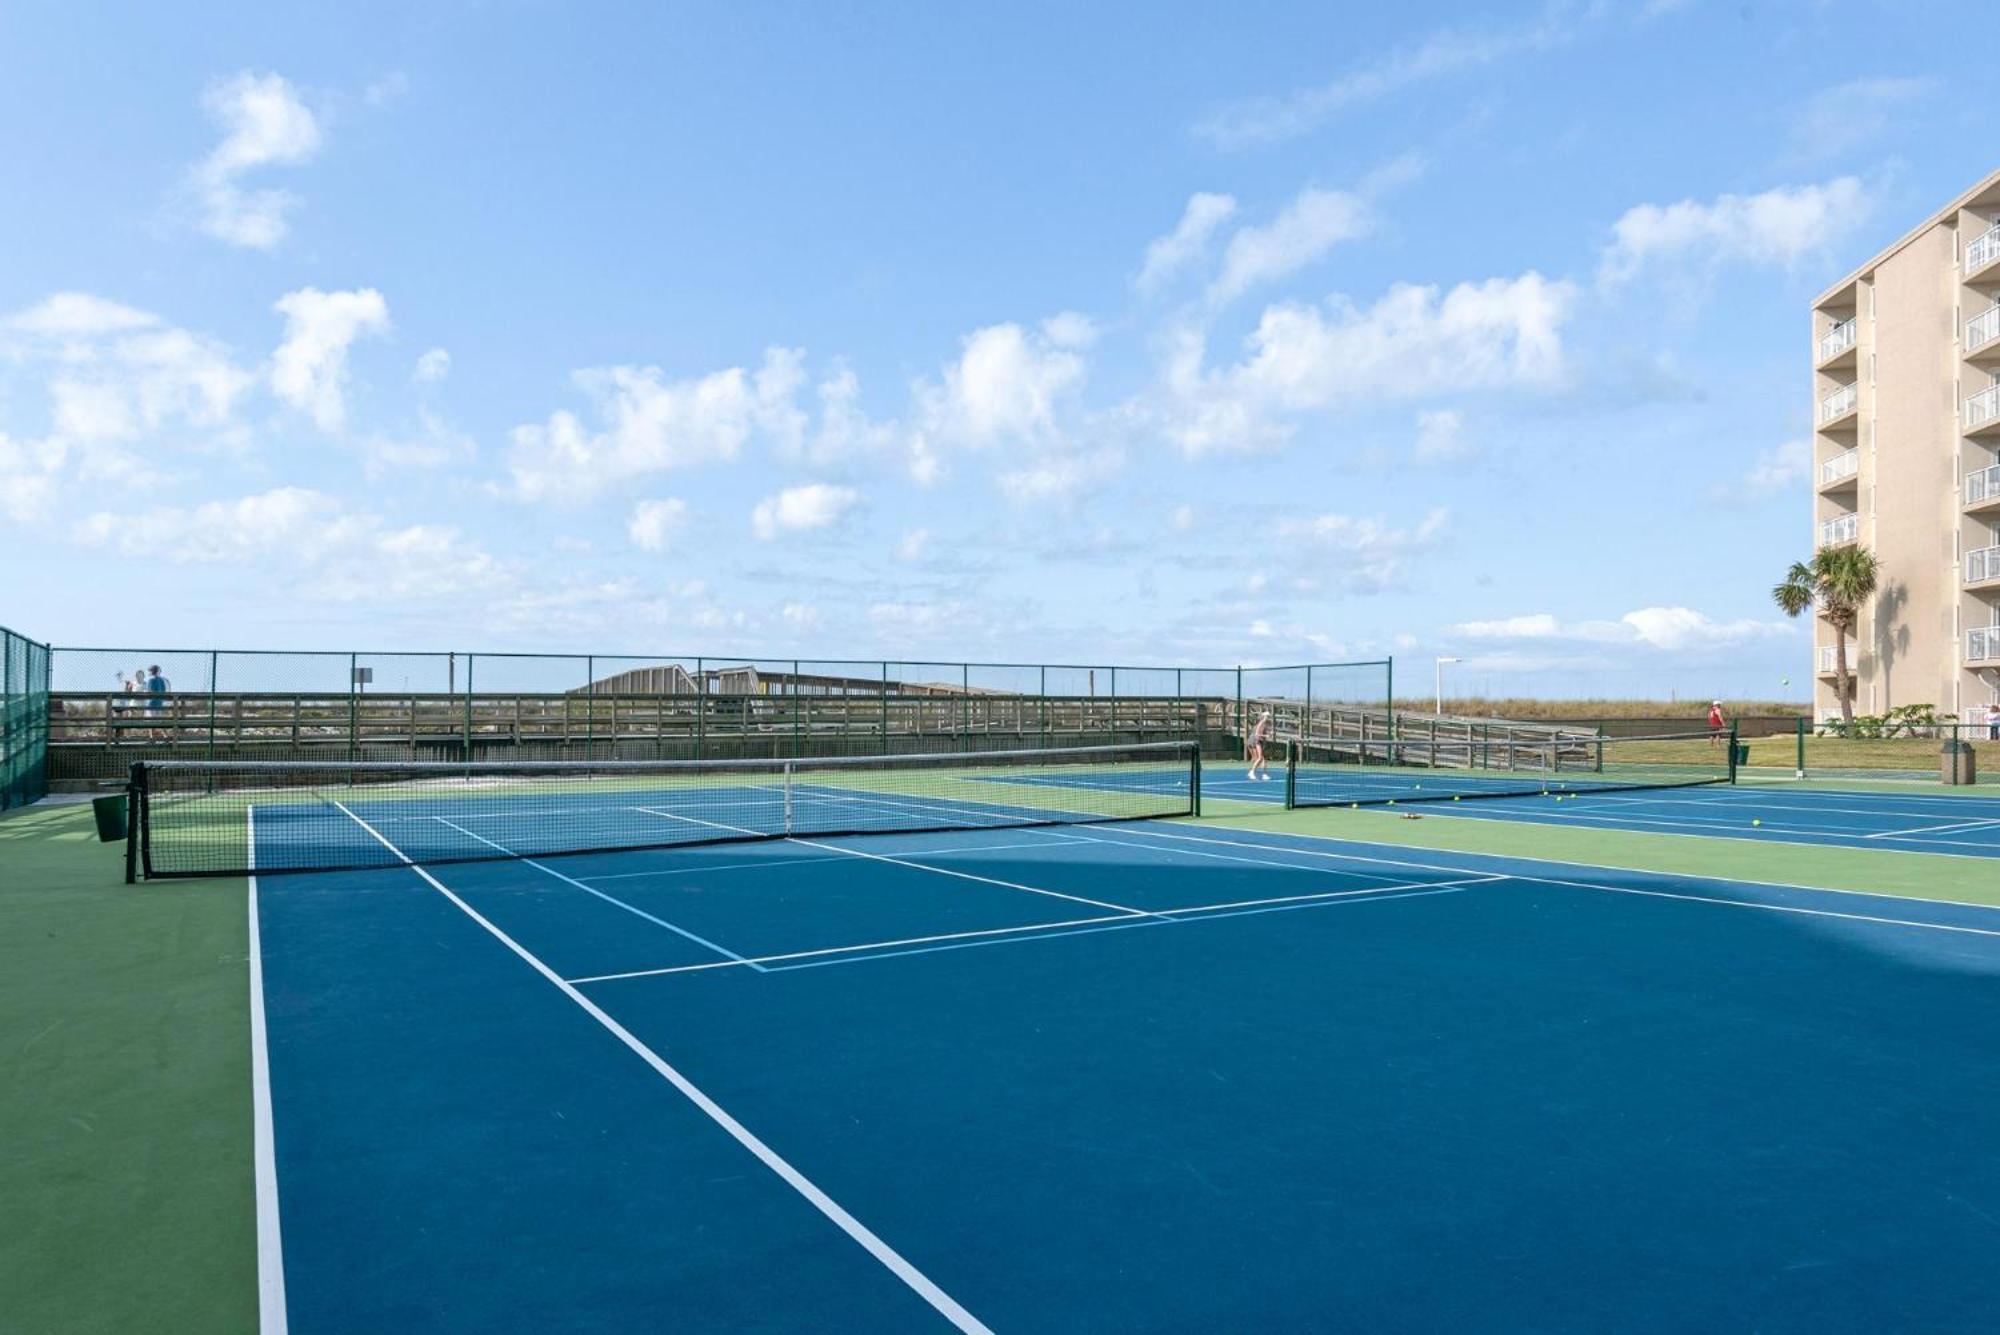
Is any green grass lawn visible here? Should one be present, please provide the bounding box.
[0,802,253,1335]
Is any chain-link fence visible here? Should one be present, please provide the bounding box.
[41,646,1393,793]
[3,625,51,810]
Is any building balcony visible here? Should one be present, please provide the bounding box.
[1819,448,1859,490]
[1969,305,2000,360]
[1819,383,1859,427]
[1968,223,2000,279]
[1970,625,2000,665]
[1968,544,2000,587]
[1818,513,1859,547]
[1968,463,2000,514]
[1815,643,1856,676]
[1968,384,2000,434]
[1816,317,1858,367]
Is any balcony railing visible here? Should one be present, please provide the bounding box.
[1969,306,2000,354]
[1968,464,2000,505]
[1818,513,1859,547]
[1820,449,1859,485]
[1968,223,2000,275]
[1968,384,2000,430]
[1818,318,1857,361]
[1969,545,2000,584]
[1970,626,2000,664]
[1816,644,1855,673]
[1819,383,1858,423]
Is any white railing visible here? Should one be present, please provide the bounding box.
[1968,545,2000,584]
[1967,223,2000,275]
[1969,626,2000,664]
[1969,306,2000,354]
[1967,384,2000,430]
[1818,513,1859,547]
[1819,383,1858,423]
[1968,463,2000,505]
[1820,449,1859,485]
[1818,318,1857,361]
[1816,643,1854,673]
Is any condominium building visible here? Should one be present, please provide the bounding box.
[1810,167,2000,728]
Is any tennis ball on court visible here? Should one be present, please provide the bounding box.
[1752,819,1762,827]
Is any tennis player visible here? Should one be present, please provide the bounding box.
[1247,709,1274,781]
[1707,699,1726,745]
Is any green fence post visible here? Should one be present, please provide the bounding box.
[1109,667,1118,746]
[347,652,358,763]
[1304,666,1314,748]
[1039,665,1048,752]
[961,663,970,752]
[206,650,218,764]
[1385,657,1396,742]
[1795,714,1806,779]
[793,660,802,759]
[880,662,889,754]
[463,655,474,763]
[695,657,705,761]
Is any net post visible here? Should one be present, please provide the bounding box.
[1190,744,1202,817]
[1729,723,1741,784]
[1284,739,1298,808]
[1795,715,1806,779]
[783,759,794,833]
[124,762,142,884]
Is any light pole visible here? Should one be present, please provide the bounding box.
[1434,656,1461,716]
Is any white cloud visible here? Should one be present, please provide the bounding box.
[355,410,474,476]
[270,288,391,432]
[1194,5,1587,149]
[781,602,823,631]
[1170,504,1197,532]
[1790,77,1932,161]
[1137,193,1237,294]
[995,447,1124,506]
[1450,606,1792,652]
[1412,408,1471,464]
[1723,439,1811,500]
[0,433,65,523]
[7,293,158,338]
[75,486,505,601]
[751,483,861,540]
[913,321,1089,451]
[507,348,804,502]
[790,362,897,467]
[413,348,451,383]
[1273,507,1448,590]
[1209,187,1372,305]
[896,528,931,562]
[1160,273,1572,456]
[627,497,689,552]
[188,72,323,249]
[1600,178,1868,285]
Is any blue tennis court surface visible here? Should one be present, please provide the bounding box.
[252,810,2000,1332]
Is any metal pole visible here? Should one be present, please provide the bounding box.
[695,657,705,761]
[206,650,218,764]
[463,655,474,763]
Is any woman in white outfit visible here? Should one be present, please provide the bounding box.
[1247,710,1274,781]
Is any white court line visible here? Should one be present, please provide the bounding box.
[784,836,1160,919]
[430,817,759,970]
[245,808,289,1335]
[1864,817,2000,839]
[632,801,1157,918]
[325,799,992,1335]
[567,877,1492,985]
[1584,788,2000,823]
[1112,825,2000,937]
[1051,824,1507,890]
[1429,798,2000,850]
[575,838,1095,885]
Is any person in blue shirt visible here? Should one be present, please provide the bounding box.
[145,665,169,739]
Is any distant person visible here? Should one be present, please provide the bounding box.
[1247,709,1274,781]
[1707,699,1727,746]
[146,665,170,739]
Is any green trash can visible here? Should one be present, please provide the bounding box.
[1732,741,1751,767]
[91,793,128,843]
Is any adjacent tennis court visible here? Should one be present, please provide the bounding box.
[228,756,2000,1332]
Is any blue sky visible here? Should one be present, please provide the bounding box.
[1,1,1986,697]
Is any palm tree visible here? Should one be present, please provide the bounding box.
[1773,545,1880,727]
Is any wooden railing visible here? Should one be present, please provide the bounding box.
[46,691,1241,790]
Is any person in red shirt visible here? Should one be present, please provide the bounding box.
[1707,699,1726,745]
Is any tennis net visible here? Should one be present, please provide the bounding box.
[1285,731,1732,809]
[128,741,1201,879]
